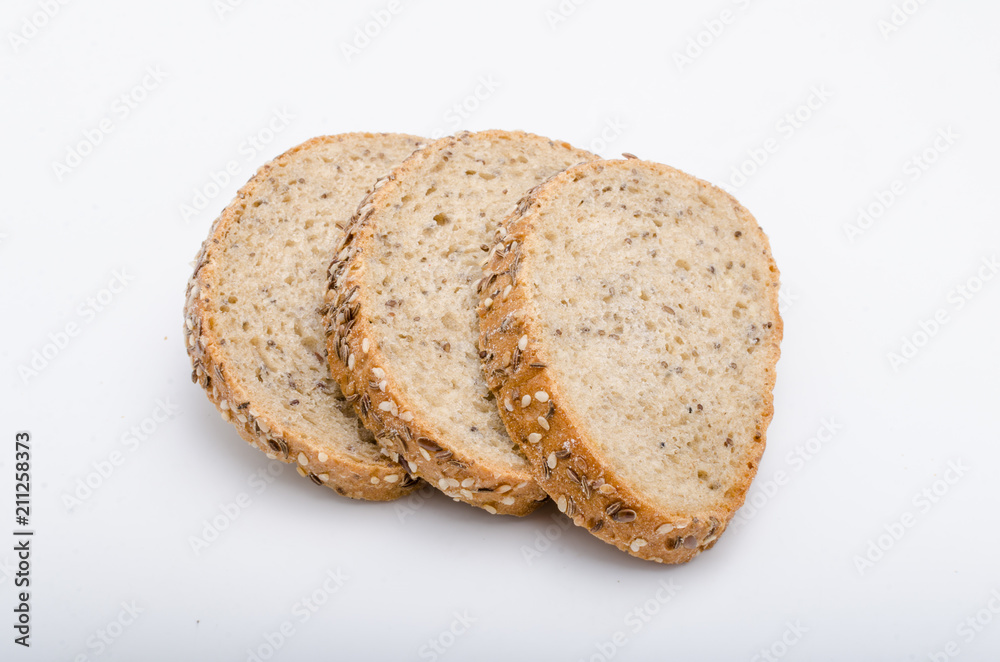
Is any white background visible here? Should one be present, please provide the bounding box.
[3,0,999,660]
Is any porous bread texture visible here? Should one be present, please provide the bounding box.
[325,130,597,515]
[185,133,425,501]
[478,158,782,561]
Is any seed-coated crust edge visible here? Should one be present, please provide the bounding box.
[323,130,597,515]
[476,158,783,562]
[184,133,424,502]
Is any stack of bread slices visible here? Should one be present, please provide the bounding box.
[184,130,782,563]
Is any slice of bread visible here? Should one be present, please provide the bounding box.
[185,133,426,500]
[477,158,782,561]
[324,130,597,515]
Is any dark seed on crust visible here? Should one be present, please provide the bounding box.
[611,509,637,523]
[683,535,698,548]
[529,362,546,368]
[435,449,453,460]
[308,473,323,486]
[417,437,443,453]
[566,467,580,484]
[267,439,281,453]
[554,449,571,459]
[606,501,622,516]
[590,519,604,533]
[400,474,419,488]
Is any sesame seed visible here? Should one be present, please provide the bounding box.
[484,505,498,515]
[362,338,370,353]
[372,367,385,380]
[502,285,512,300]
[347,353,355,370]
[556,495,567,512]
[296,466,307,477]
[521,394,531,407]
[318,473,330,482]
[220,399,230,411]
[378,401,393,412]
[370,476,380,484]
[534,391,549,403]
[438,478,450,490]
[384,474,399,483]
[483,297,493,308]
[528,432,542,444]
[518,335,528,351]
[546,452,557,469]
[537,416,549,431]
[257,420,270,434]
[630,538,648,552]
[461,489,473,499]
[501,496,516,506]
[297,452,308,466]
[379,380,388,392]
[318,452,329,462]
[504,398,514,412]
[461,477,475,488]
[419,448,431,461]
[683,535,698,549]
[400,411,414,422]
[656,523,674,535]
[497,484,512,493]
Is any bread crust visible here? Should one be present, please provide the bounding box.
[476,159,783,561]
[184,133,424,501]
[323,131,595,515]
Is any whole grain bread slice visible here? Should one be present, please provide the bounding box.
[184,133,425,500]
[324,130,597,514]
[477,158,782,561]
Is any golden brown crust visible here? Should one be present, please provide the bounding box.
[476,159,783,561]
[184,133,423,501]
[323,131,595,515]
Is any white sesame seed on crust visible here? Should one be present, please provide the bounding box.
[537,416,550,431]
[528,432,542,444]
[372,367,385,380]
[297,452,308,466]
[318,452,329,462]
[347,353,355,370]
[461,477,475,488]
[483,297,493,309]
[656,523,675,535]
[378,401,393,412]
[484,505,498,515]
[220,399,230,410]
[504,397,514,412]
[370,476,380,484]
[296,466,307,477]
[547,452,557,469]
[318,473,330,482]
[497,484,512,493]
[630,538,648,552]
[502,285,512,300]
[362,338,370,353]
[534,391,549,403]
[378,380,388,392]
[420,448,431,461]
[521,394,531,407]
[384,474,399,483]
[518,335,528,351]
[556,495,567,512]
[501,496,516,506]
[400,411,414,422]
